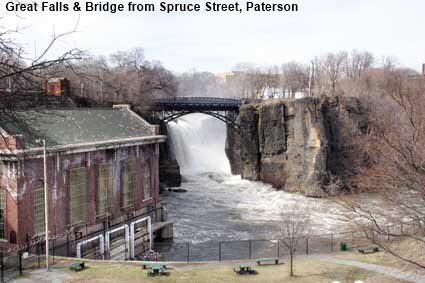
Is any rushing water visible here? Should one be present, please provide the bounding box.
[162,114,343,244]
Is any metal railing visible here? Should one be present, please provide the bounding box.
[2,220,420,282]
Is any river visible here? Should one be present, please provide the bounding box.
[161,114,345,244]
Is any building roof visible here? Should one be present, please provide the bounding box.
[0,106,165,158]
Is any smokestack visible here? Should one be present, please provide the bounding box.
[422,63,425,76]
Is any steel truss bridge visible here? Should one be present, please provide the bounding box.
[152,97,242,127]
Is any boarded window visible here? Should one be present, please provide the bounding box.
[0,189,4,239]
[121,160,134,209]
[95,162,113,216]
[68,167,86,225]
[143,160,151,200]
[33,181,45,235]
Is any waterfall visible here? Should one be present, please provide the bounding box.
[167,113,231,175]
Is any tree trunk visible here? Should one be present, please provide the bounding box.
[290,252,294,276]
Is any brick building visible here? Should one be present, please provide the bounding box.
[44,78,70,96]
[0,105,166,246]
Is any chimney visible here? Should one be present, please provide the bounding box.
[113,104,131,111]
[0,135,25,150]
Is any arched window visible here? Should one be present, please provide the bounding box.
[95,162,112,217]
[0,189,4,239]
[143,159,151,200]
[68,167,87,225]
[121,160,134,209]
[33,181,45,235]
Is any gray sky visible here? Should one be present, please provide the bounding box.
[2,0,425,73]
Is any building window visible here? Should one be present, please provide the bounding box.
[33,181,45,235]
[68,167,86,225]
[95,162,112,217]
[0,189,4,239]
[121,160,134,209]
[143,160,151,200]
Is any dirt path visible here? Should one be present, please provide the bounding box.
[322,257,425,283]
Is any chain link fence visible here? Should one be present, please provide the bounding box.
[1,220,419,282]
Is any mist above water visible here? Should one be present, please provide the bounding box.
[167,114,230,175]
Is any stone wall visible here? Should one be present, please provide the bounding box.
[226,96,367,196]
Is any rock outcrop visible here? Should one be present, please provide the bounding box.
[158,123,182,188]
[226,96,367,196]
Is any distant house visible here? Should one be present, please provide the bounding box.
[44,77,70,96]
[0,105,166,246]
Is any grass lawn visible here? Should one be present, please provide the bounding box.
[335,239,425,272]
[16,257,409,283]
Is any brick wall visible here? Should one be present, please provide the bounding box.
[0,135,25,150]
[3,143,160,245]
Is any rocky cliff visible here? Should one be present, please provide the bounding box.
[158,123,182,188]
[226,96,367,196]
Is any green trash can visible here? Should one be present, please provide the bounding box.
[340,242,347,251]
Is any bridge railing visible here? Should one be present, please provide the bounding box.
[154,97,242,104]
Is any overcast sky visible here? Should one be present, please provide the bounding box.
[2,0,425,73]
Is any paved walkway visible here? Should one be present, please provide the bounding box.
[322,257,425,283]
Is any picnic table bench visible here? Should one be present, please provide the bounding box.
[358,245,380,254]
[69,261,85,272]
[233,264,257,275]
[141,262,167,270]
[256,257,279,265]
[146,263,169,277]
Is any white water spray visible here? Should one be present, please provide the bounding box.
[167,114,230,175]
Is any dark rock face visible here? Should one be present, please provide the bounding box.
[159,123,182,187]
[226,96,367,196]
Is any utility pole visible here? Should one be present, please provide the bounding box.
[36,139,49,271]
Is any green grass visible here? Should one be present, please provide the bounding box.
[27,257,409,283]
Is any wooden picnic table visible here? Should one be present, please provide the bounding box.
[146,263,169,277]
[239,264,251,271]
[142,262,167,270]
[234,264,257,275]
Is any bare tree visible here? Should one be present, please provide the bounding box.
[345,50,374,80]
[52,48,178,107]
[0,17,85,143]
[280,203,312,277]
[380,55,399,71]
[336,68,425,270]
[320,51,348,96]
[281,62,309,98]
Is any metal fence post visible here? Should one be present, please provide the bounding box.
[52,239,55,264]
[1,252,4,283]
[218,242,222,261]
[26,234,30,253]
[67,234,70,257]
[305,237,309,254]
[248,240,252,259]
[277,240,280,258]
[186,243,190,263]
[37,242,40,268]
[18,251,22,276]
